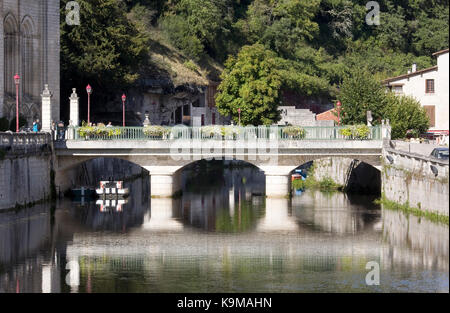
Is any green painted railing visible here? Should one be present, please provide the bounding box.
[65,125,382,141]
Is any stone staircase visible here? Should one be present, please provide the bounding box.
[278,106,326,126]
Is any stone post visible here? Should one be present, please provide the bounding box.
[69,88,79,126]
[41,84,53,132]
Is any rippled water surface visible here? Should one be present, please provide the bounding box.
[0,164,448,293]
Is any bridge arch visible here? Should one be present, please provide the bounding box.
[290,156,381,195]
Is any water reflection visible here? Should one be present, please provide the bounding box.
[0,163,448,293]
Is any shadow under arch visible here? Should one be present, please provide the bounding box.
[170,159,267,233]
[54,156,150,195]
[290,156,382,195]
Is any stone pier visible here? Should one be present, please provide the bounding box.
[144,166,182,198]
[261,166,295,198]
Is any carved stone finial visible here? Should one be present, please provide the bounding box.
[143,114,150,126]
[70,88,79,100]
[41,84,52,97]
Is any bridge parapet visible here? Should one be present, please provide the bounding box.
[383,147,449,179]
[63,125,383,141]
[0,132,52,155]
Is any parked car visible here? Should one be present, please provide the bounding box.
[430,147,449,160]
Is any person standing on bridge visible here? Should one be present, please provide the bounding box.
[32,120,39,132]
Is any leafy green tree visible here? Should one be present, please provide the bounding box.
[215,44,282,126]
[61,0,149,94]
[385,93,430,139]
[161,0,234,61]
[412,6,449,55]
[338,69,387,125]
[238,0,320,58]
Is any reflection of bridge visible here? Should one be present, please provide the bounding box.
[53,125,389,197]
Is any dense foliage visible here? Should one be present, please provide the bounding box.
[61,0,149,100]
[215,44,282,125]
[61,0,449,127]
[384,93,430,139]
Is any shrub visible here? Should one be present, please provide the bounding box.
[183,60,199,72]
[78,121,122,138]
[339,124,370,139]
[200,125,223,137]
[282,126,306,139]
[143,125,169,137]
[222,126,242,137]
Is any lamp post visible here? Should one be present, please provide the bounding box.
[336,101,342,126]
[86,84,92,125]
[121,93,126,127]
[237,107,241,126]
[14,74,20,132]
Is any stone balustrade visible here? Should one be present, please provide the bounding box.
[0,132,52,155]
[384,147,449,179]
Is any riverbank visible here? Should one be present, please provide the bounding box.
[376,194,449,225]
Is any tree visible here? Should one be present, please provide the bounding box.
[161,0,234,61]
[61,0,149,95]
[215,44,282,125]
[385,93,430,139]
[338,69,387,125]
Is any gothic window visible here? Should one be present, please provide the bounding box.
[4,14,19,96]
[21,17,35,99]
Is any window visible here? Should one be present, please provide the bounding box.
[423,105,436,127]
[426,79,435,93]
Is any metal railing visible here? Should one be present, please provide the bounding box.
[64,125,383,141]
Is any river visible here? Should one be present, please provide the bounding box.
[0,162,448,293]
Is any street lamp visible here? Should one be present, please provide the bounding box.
[336,100,342,126]
[121,93,126,127]
[14,74,20,132]
[86,84,93,124]
[237,107,241,126]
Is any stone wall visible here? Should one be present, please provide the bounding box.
[382,148,449,216]
[312,157,381,194]
[0,154,52,210]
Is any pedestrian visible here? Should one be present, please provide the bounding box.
[57,121,65,141]
[32,120,39,132]
[36,119,41,132]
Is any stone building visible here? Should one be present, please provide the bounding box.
[0,0,60,126]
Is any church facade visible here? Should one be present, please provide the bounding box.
[0,0,60,125]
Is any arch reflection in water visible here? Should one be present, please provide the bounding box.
[1,163,448,293]
[292,190,381,234]
[64,177,150,232]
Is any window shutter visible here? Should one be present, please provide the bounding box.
[423,105,436,127]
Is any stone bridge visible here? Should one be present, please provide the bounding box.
[53,125,389,197]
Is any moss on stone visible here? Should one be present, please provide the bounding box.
[375,194,449,225]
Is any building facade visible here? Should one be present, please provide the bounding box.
[382,49,449,135]
[0,0,60,126]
